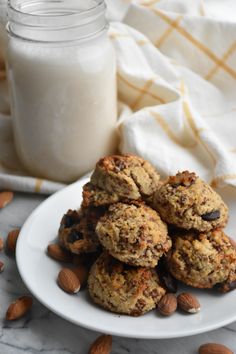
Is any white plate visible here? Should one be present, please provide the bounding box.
[16,178,236,339]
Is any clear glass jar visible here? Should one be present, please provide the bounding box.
[7,0,117,183]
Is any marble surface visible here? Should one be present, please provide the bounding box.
[0,192,235,354]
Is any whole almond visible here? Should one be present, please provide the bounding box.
[72,265,89,288]
[89,334,112,354]
[157,293,177,316]
[0,261,5,272]
[47,244,72,263]
[0,237,4,251]
[6,296,33,320]
[7,229,20,254]
[57,268,80,294]
[177,292,200,313]
[199,343,233,354]
[0,191,14,209]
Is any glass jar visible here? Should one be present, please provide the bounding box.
[7,0,117,183]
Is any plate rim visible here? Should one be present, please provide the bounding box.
[16,179,236,339]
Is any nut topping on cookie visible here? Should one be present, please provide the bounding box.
[112,157,127,172]
[169,171,197,188]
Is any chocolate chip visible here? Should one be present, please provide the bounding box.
[62,210,80,228]
[201,210,220,221]
[67,230,83,243]
[106,257,122,275]
[156,258,178,293]
[159,271,178,293]
[63,214,75,228]
[171,183,180,188]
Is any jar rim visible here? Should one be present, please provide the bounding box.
[7,0,108,43]
[9,0,105,19]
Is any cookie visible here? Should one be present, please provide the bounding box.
[82,182,120,208]
[88,252,166,316]
[58,207,106,254]
[167,229,236,289]
[153,171,228,232]
[88,154,160,205]
[96,202,171,267]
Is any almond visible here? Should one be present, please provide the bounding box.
[0,237,4,251]
[169,171,197,187]
[157,293,177,316]
[177,292,200,313]
[57,268,80,294]
[72,265,89,288]
[0,191,14,209]
[199,343,233,354]
[6,296,33,320]
[47,244,72,263]
[0,261,4,272]
[89,334,112,354]
[6,229,20,254]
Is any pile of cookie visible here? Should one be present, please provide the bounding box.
[57,154,236,317]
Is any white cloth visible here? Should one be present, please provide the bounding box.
[0,0,236,193]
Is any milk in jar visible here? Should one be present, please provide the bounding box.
[7,0,117,182]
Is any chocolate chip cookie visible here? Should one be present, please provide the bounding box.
[153,171,228,232]
[88,252,166,316]
[96,202,171,268]
[58,207,106,254]
[85,154,160,207]
[167,229,236,289]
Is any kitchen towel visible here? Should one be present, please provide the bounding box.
[0,0,236,194]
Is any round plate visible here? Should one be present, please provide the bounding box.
[16,178,236,339]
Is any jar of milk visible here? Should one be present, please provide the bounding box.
[7,0,117,182]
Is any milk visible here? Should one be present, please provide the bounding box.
[0,0,10,114]
[7,30,117,182]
